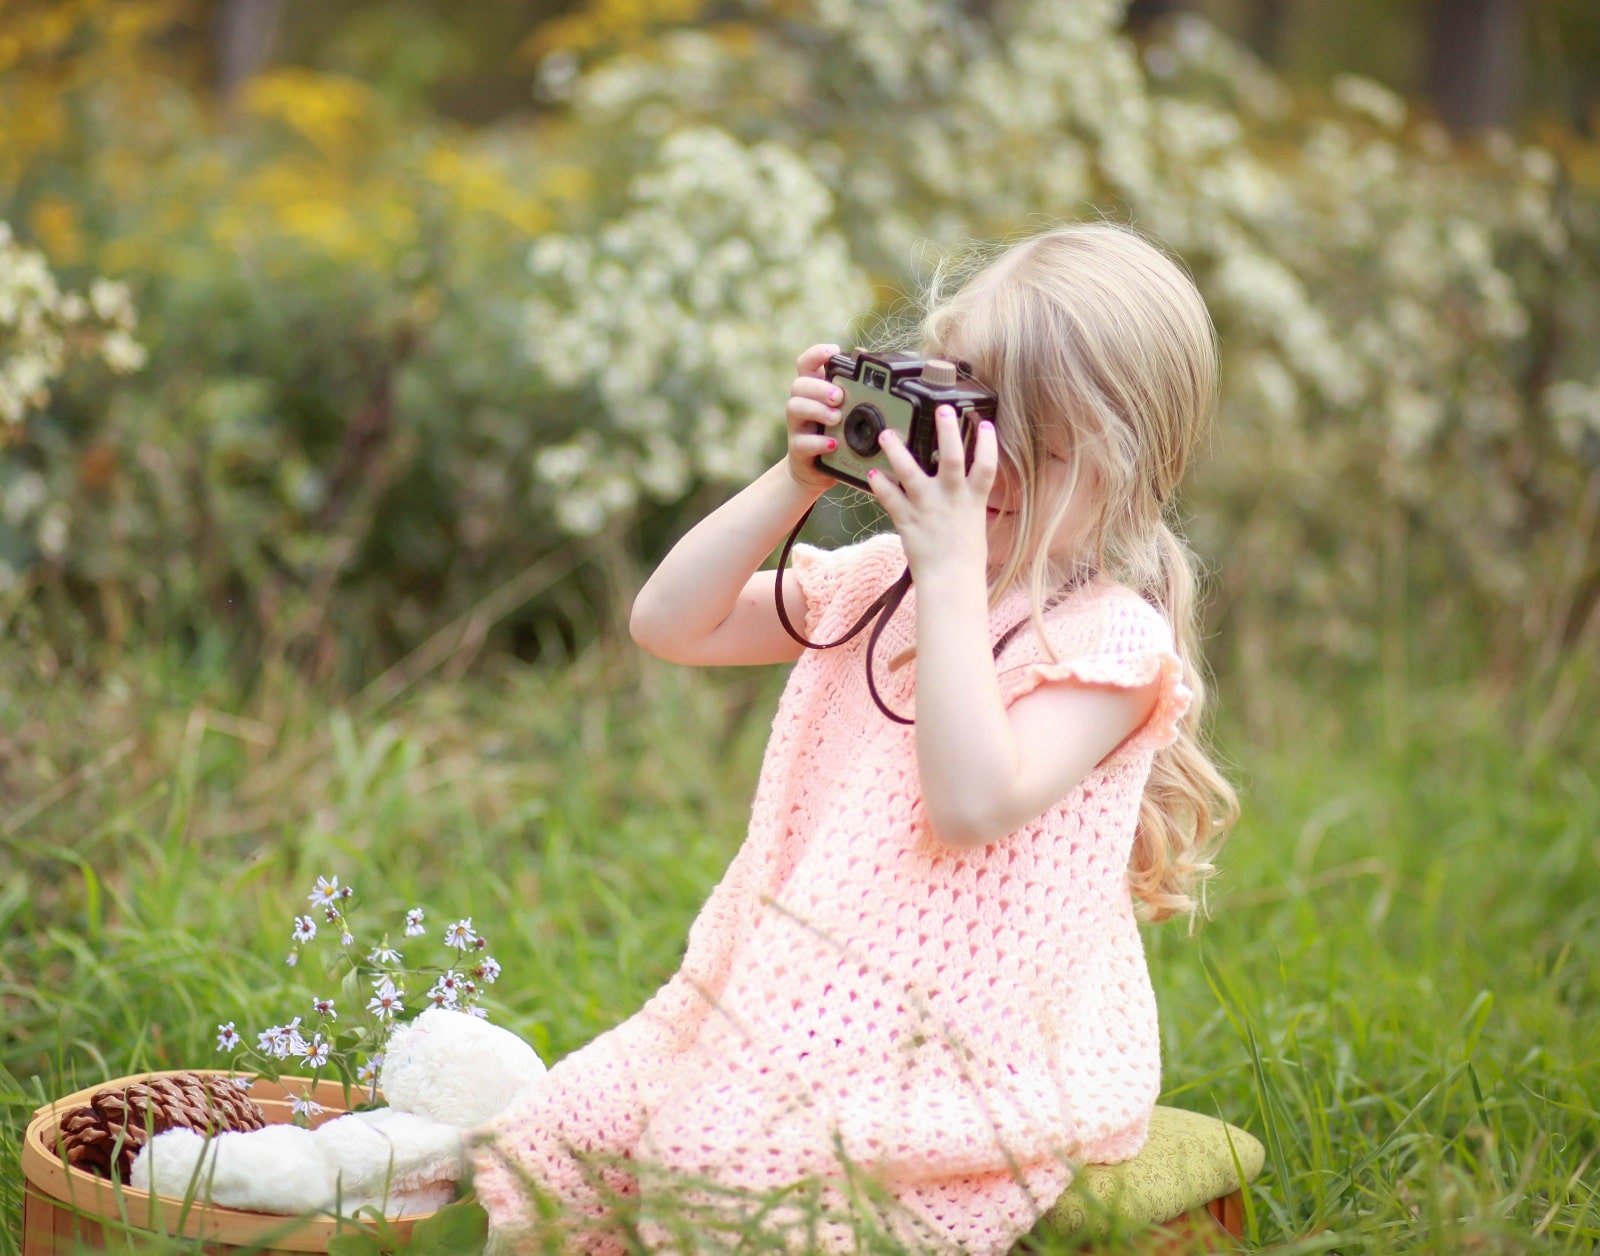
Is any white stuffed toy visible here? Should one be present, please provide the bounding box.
[129,1008,546,1217]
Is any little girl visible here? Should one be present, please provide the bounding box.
[471,222,1238,1253]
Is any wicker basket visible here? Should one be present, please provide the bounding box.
[21,1069,439,1256]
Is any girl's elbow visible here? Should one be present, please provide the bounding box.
[925,804,1013,850]
[629,594,676,659]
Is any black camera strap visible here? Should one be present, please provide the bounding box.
[774,503,917,724]
[773,507,1094,726]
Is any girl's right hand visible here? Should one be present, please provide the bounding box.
[784,343,844,495]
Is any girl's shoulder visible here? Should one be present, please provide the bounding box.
[1000,577,1176,661]
[995,579,1191,751]
[787,530,905,638]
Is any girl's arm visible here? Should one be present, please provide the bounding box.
[630,344,845,667]
[870,410,1159,848]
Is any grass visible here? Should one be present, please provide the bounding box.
[2,632,1596,1253]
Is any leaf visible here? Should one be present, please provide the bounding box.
[339,953,364,1011]
[326,1230,385,1256]
[401,1201,489,1256]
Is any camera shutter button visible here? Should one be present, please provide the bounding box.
[920,359,958,386]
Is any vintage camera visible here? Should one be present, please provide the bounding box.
[817,350,999,491]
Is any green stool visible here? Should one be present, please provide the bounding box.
[1022,1107,1265,1251]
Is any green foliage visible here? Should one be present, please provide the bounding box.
[1,642,1596,1252]
[4,0,1600,699]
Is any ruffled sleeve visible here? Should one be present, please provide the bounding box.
[786,531,906,644]
[994,586,1193,764]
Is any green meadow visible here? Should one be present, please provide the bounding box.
[2,633,1596,1253]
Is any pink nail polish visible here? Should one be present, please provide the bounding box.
[826,438,837,451]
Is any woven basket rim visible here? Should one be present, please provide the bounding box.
[22,1068,433,1251]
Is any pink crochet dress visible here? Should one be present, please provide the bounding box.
[470,532,1192,1253]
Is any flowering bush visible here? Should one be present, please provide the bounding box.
[526,127,870,532]
[522,1,1600,683]
[2,0,1597,691]
[0,222,146,591]
[215,876,503,1123]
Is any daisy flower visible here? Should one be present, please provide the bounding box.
[443,918,477,951]
[312,997,336,1020]
[303,1034,331,1068]
[357,1053,384,1087]
[281,1016,309,1057]
[292,915,317,944]
[369,943,403,965]
[465,1006,489,1019]
[404,908,426,938]
[426,984,457,1009]
[216,1022,242,1052]
[308,876,343,908]
[367,979,405,1021]
[291,1094,325,1120]
[475,956,501,984]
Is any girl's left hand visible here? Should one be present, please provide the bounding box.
[868,406,998,584]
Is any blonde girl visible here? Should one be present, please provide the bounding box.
[471,222,1238,1253]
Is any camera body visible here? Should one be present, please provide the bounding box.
[817,350,999,491]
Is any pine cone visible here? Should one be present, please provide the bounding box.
[53,1072,268,1182]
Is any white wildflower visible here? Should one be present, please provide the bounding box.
[308,876,343,908]
[443,918,478,951]
[367,979,405,1021]
[291,1094,325,1120]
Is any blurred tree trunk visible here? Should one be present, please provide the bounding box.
[1244,0,1290,65]
[215,0,285,108]
[1124,0,1184,33]
[1426,0,1524,134]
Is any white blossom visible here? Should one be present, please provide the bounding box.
[443,918,478,951]
[291,1094,325,1120]
[308,876,343,907]
[367,979,405,1021]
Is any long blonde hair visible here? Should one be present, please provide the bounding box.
[920,222,1238,922]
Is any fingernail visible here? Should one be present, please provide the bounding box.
[830,387,842,402]
[867,469,878,480]
[826,438,837,451]
[980,420,993,432]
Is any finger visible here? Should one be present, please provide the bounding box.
[932,405,965,484]
[874,428,927,492]
[791,376,845,407]
[796,344,841,377]
[786,397,841,433]
[969,419,999,492]
[793,432,840,460]
[865,468,906,523]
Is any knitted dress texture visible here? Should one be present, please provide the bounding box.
[470,533,1192,1252]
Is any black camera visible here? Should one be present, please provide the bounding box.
[817,350,999,491]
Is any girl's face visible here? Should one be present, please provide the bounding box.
[984,454,1098,569]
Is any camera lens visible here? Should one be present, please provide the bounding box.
[843,403,886,458]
